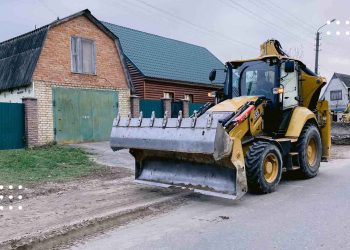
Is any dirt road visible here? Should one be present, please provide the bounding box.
[70,145,350,250]
[0,147,186,250]
[1,144,349,250]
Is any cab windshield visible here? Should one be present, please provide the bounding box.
[231,60,277,100]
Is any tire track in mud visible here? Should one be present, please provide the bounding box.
[0,192,190,250]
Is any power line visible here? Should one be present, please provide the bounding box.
[224,0,314,46]
[126,0,258,52]
[264,0,318,32]
[250,0,315,36]
[36,0,59,19]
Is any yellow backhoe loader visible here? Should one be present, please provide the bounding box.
[110,40,331,199]
[342,103,350,123]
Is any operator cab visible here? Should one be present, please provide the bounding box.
[210,57,300,136]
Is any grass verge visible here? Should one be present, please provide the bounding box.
[0,145,102,185]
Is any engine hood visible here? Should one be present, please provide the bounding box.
[208,96,259,112]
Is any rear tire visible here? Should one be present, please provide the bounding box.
[296,123,322,178]
[245,141,283,194]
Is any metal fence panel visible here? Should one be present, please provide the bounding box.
[171,101,183,118]
[140,99,163,118]
[189,102,205,116]
[0,102,25,150]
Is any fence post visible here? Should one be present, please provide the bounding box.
[161,97,172,116]
[181,99,189,118]
[130,95,140,118]
[22,98,39,147]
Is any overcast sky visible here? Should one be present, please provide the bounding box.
[0,0,349,81]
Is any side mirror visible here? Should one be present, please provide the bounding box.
[209,69,217,82]
[284,61,295,73]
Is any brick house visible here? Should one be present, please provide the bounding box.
[102,22,225,118]
[0,10,132,145]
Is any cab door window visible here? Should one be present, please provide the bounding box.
[280,62,299,108]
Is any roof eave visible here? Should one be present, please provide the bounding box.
[144,76,223,88]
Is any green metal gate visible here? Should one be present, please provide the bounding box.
[189,102,205,116]
[171,101,183,118]
[140,99,163,118]
[53,88,118,143]
[0,102,25,150]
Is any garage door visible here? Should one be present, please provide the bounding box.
[52,87,118,143]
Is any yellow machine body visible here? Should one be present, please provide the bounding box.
[110,40,331,199]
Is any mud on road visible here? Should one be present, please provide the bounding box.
[0,145,349,250]
[0,166,187,250]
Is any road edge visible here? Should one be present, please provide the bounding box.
[0,193,188,250]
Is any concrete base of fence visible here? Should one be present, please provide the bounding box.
[181,99,189,118]
[161,98,172,117]
[331,122,350,145]
[130,95,140,118]
[22,97,39,147]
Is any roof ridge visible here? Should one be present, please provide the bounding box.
[0,24,49,46]
[0,9,92,46]
[335,72,350,77]
[101,21,207,50]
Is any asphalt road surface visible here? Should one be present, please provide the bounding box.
[71,148,350,250]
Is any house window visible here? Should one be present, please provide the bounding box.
[330,90,342,101]
[184,94,193,102]
[163,92,174,100]
[71,36,96,74]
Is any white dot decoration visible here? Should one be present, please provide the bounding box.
[9,185,13,190]
[18,195,23,200]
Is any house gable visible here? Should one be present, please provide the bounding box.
[32,15,129,90]
[322,73,349,111]
[0,9,132,92]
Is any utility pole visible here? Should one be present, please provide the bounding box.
[315,19,336,75]
[315,32,320,75]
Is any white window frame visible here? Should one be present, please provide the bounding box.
[71,36,96,75]
[184,94,193,102]
[330,90,342,101]
[163,92,174,100]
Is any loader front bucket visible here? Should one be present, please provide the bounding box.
[110,112,241,199]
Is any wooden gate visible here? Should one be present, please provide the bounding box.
[0,102,25,150]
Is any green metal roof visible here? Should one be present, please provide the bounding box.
[102,22,225,85]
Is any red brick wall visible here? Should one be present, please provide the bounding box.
[33,15,128,89]
[22,98,39,147]
[144,79,221,103]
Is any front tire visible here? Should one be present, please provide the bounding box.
[296,123,322,178]
[245,141,283,194]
